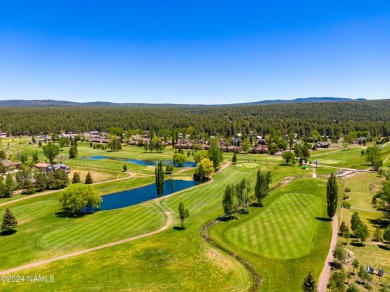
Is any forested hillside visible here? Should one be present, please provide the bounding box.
[1,99,389,137]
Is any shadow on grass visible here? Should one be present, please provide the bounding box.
[173,226,186,231]
[55,210,94,218]
[350,241,365,247]
[377,244,390,251]
[278,163,294,167]
[249,203,263,208]
[315,217,332,222]
[368,218,389,229]
[1,229,17,236]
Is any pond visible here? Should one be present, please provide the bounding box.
[99,179,199,210]
[81,155,196,168]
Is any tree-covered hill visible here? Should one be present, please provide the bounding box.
[0,99,389,137]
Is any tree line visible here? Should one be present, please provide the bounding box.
[1,99,390,138]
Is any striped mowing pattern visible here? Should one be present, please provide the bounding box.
[226,193,322,259]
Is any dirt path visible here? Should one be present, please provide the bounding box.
[318,215,338,292]
[0,172,136,208]
[0,204,172,276]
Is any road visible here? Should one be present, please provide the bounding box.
[318,215,338,292]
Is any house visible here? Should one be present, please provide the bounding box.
[1,161,22,171]
[48,164,71,174]
[316,142,330,148]
[35,162,71,174]
[257,138,267,145]
[90,131,99,137]
[35,162,51,173]
[0,132,7,138]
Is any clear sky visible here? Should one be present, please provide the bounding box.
[0,1,389,104]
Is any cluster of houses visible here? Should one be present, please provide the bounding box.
[0,160,70,174]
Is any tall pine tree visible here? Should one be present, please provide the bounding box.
[155,161,164,196]
[1,208,18,234]
[327,173,338,219]
[255,170,271,207]
[85,172,93,184]
[301,271,317,292]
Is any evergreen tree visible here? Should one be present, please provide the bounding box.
[69,145,77,158]
[123,164,127,172]
[1,208,18,234]
[72,172,81,184]
[85,172,93,184]
[232,152,237,163]
[222,185,234,217]
[178,202,189,229]
[301,271,317,292]
[255,170,270,207]
[339,221,348,235]
[155,161,164,196]
[326,173,338,219]
[5,174,14,197]
[350,212,363,232]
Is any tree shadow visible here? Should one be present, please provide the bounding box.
[250,203,263,208]
[173,226,185,231]
[377,244,390,251]
[350,241,365,247]
[55,210,87,218]
[278,163,294,167]
[367,218,389,228]
[315,217,332,222]
[1,229,17,236]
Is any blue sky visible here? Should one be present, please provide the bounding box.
[0,1,389,104]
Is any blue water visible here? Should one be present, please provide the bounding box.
[81,155,196,168]
[99,179,198,210]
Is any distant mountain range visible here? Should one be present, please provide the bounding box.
[0,97,367,107]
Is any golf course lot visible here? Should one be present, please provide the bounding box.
[210,178,332,291]
[3,137,385,291]
[337,172,390,290]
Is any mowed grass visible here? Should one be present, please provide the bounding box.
[226,192,323,259]
[343,172,384,209]
[0,165,257,291]
[311,148,370,169]
[210,178,332,291]
[0,176,162,270]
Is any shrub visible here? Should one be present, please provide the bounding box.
[342,202,351,208]
[344,187,351,192]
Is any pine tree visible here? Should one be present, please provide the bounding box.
[123,164,127,172]
[327,173,338,219]
[301,271,317,292]
[232,152,237,163]
[155,162,164,196]
[85,172,93,184]
[178,202,189,229]
[255,170,271,207]
[5,174,14,197]
[1,208,18,234]
[72,172,81,184]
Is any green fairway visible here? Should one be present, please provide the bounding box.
[210,178,332,291]
[0,164,255,291]
[0,176,161,270]
[226,192,323,259]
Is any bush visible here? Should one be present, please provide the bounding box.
[344,187,351,192]
[22,187,37,195]
[165,164,174,174]
[343,195,349,200]
[342,202,351,208]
